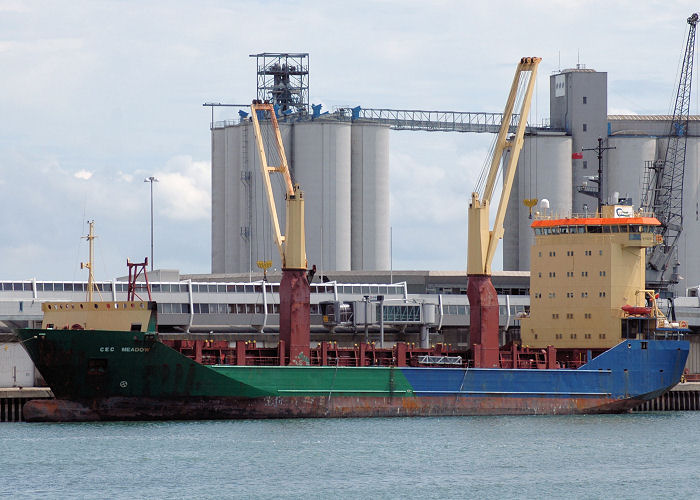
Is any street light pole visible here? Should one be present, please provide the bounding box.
[144,176,159,271]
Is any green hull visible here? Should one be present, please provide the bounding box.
[15,328,689,421]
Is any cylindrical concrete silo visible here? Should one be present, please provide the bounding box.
[293,121,352,272]
[678,138,700,290]
[211,119,292,275]
[606,136,656,208]
[351,123,390,270]
[211,125,243,273]
[503,134,572,271]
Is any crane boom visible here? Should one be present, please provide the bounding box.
[467,57,541,276]
[250,101,310,365]
[643,13,698,292]
[250,102,307,270]
[466,57,541,368]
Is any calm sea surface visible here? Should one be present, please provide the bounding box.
[2,412,700,499]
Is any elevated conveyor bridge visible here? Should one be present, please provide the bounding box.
[208,103,560,134]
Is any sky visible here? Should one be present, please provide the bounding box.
[1,0,699,281]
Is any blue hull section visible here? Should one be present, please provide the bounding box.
[400,340,688,401]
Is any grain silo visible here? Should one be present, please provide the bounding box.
[606,136,656,207]
[678,138,700,292]
[504,133,572,271]
[351,123,390,270]
[211,120,291,275]
[292,121,352,272]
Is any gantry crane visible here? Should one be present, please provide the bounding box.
[467,57,541,368]
[250,101,311,365]
[643,13,699,294]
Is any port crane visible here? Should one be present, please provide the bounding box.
[250,101,311,365]
[467,57,541,368]
[642,12,699,294]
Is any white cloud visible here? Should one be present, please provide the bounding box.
[153,156,211,221]
[0,0,29,13]
[74,170,93,180]
[117,172,134,183]
[1,1,698,279]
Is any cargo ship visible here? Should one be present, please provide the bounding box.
[15,58,690,421]
[16,204,689,421]
[15,323,689,421]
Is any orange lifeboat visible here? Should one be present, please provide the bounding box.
[621,305,652,316]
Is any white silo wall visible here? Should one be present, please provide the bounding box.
[211,126,227,273]
[351,124,390,270]
[503,149,521,271]
[293,121,352,272]
[211,125,242,273]
[504,135,572,271]
[606,137,656,208]
[211,121,291,274]
[679,138,700,289]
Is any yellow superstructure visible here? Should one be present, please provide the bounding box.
[520,205,660,349]
[41,301,156,332]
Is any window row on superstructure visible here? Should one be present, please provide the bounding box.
[534,224,656,235]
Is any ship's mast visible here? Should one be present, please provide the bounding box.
[81,221,97,302]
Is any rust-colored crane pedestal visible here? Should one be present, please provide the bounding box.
[467,275,500,368]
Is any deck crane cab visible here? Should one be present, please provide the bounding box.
[467,57,541,368]
[250,101,311,365]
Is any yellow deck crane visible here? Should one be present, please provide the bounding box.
[250,101,311,365]
[467,57,540,368]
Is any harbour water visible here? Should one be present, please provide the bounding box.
[2,412,700,499]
